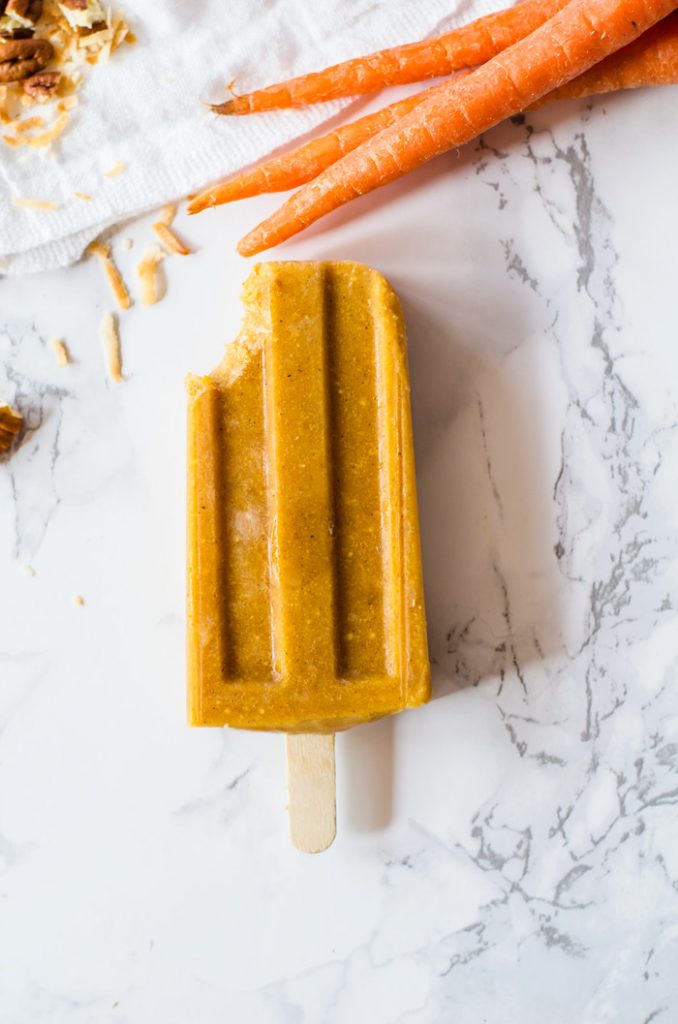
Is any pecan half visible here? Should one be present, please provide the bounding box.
[23,67,58,98]
[0,36,52,81]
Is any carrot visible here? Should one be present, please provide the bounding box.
[532,7,678,103]
[190,12,678,214]
[213,0,570,114]
[190,91,426,213]
[238,0,678,256]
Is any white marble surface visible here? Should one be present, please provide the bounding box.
[2,86,678,1023]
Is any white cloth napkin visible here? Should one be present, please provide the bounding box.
[0,0,503,274]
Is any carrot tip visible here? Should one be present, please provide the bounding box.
[211,99,236,115]
[236,234,259,257]
[188,188,233,214]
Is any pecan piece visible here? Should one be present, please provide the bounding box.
[0,36,52,81]
[58,0,105,31]
[0,27,34,38]
[0,0,42,37]
[6,0,43,25]
[0,405,23,454]
[23,68,59,98]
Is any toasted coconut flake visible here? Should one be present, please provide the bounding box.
[152,221,191,256]
[158,203,176,226]
[112,16,128,49]
[79,28,110,50]
[12,115,46,134]
[72,593,85,606]
[0,404,23,453]
[12,195,59,210]
[51,338,71,367]
[57,94,78,112]
[137,244,165,306]
[74,190,92,200]
[99,312,122,383]
[27,111,69,148]
[104,159,125,177]
[87,238,108,258]
[88,237,132,310]
[3,134,22,147]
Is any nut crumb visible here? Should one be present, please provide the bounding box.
[0,403,23,451]
[137,244,165,306]
[72,594,85,606]
[51,338,71,367]
[99,311,122,383]
[88,238,132,310]
[20,563,36,577]
[104,160,125,177]
[119,237,133,250]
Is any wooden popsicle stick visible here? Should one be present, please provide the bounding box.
[286,733,336,853]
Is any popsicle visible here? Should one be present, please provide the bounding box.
[187,261,430,846]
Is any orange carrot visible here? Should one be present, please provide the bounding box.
[191,92,425,213]
[190,12,678,214]
[532,7,678,103]
[213,0,570,114]
[238,0,678,256]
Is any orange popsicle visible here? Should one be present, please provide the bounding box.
[187,261,430,734]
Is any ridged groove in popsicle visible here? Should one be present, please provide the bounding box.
[211,347,273,680]
[187,376,225,721]
[325,265,391,679]
[370,270,404,690]
[263,264,339,686]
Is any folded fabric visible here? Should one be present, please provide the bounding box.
[0,0,503,274]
